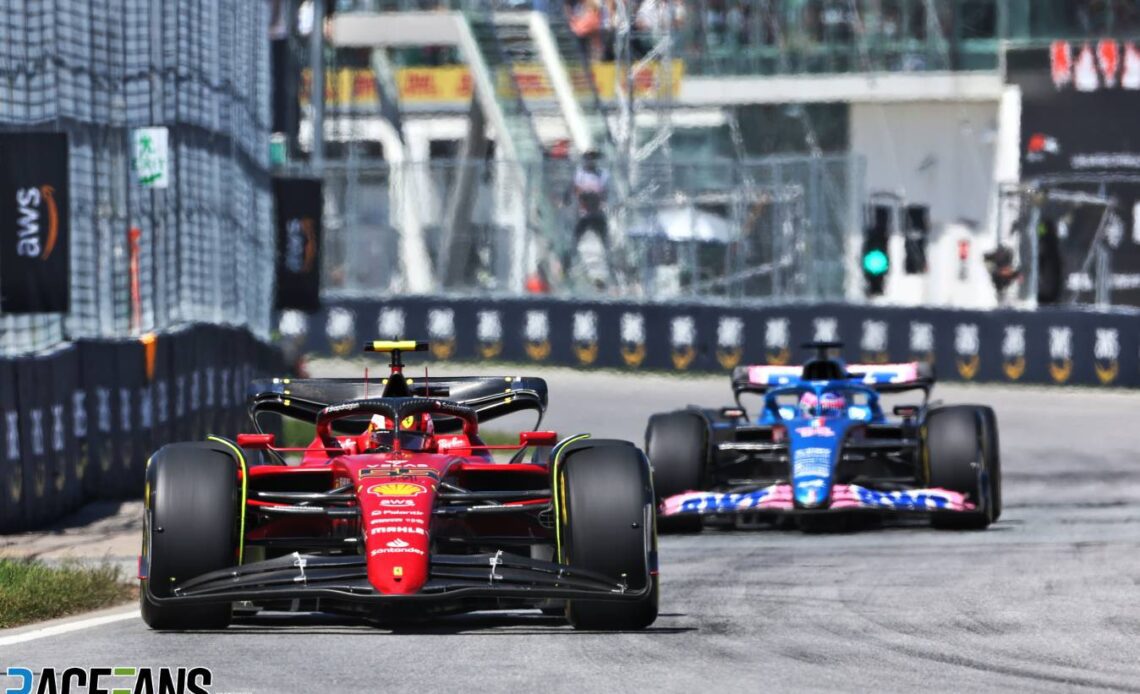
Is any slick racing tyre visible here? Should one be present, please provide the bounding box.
[558,441,658,630]
[645,412,707,533]
[141,442,239,630]
[978,406,1002,521]
[924,406,997,530]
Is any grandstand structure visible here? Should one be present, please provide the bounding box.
[283,0,1140,306]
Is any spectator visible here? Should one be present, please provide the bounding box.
[566,150,612,288]
[567,0,604,61]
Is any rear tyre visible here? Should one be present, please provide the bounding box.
[141,443,238,630]
[925,406,996,530]
[559,442,658,630]
[645,412,707,533]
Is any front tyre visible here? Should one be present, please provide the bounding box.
[558,441,658,630]
[645,412,707,533]
[141,443,238,630]
[925,406,997,530]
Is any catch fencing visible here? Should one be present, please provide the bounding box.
[0,0,275,357]
[318,154,861,301]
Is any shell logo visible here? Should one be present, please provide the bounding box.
[368,482,427,497]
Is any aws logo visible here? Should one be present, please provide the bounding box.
[283,217,317,273]
[14,185,60,260]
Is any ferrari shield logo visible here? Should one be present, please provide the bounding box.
[620,312,646,367]
[1049,326,1072,383]
[671,316,696,370]
[765,318,790,365]
[1094,328,1119,384]
[326,307,356,357]
[1002,325,1026,380]
[860,320,888,364]
[428,308,455,359]
[572,310,598,365]
[954,323,980,380]
[716,316,743,369]
[909,321,934,363]
[524,310,551,361]
[477,310,502,359]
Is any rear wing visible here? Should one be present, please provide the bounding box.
[247,376,548,432]
[731,362,935,398]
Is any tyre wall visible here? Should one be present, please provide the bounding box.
[0,327,283,532]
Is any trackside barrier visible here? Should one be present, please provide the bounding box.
[286,298,1140,389]
[0,326,284,532]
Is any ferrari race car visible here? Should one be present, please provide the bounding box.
[140,341,658,630]
[646,342,1001,532]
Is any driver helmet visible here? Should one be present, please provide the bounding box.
[819,391,846,416]
[369,412,435,435]
[798,391,818,416]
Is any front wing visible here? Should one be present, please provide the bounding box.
[143,551,652,607]
[661,484,975,516]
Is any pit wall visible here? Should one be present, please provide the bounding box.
[0,326,284,533]
[289,298,1139,389]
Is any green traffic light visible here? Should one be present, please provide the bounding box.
[863,249,889,276]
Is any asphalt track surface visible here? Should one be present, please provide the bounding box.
[3,362,1140,693]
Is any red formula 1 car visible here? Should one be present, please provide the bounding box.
[139,341,658,630]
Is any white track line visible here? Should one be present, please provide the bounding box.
[0,608,139,646]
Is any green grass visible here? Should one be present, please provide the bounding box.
[0,559,133,629]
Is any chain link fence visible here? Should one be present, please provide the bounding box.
[0,0,274,357]
[318,153,861,302]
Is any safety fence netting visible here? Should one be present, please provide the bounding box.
[0,0,274,356]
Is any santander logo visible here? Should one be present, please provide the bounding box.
[15,185,59,260]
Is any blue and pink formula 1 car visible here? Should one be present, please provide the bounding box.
[645,343,1001,532]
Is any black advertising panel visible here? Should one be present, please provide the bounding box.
[78,340,119,498]
[1007,42,1140,306]
[113,339,146,498]
[49,345,82,517]
[273,177,322,312]
[0,358,24,531]
[0,132,70,313]
[288,298,1140,389]
[14,354,57,526]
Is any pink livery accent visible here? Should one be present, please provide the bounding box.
[846,362,919,384]
[660,484,974,515]
[747,365,801,385]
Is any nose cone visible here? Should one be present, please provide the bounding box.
[357,478,435,594]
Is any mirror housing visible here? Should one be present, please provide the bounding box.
[519,430,558,446]
[236,433,276,450]
[893,405,919,418]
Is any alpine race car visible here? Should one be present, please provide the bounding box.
[140,341,657,630]
[645,342,1001,532]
